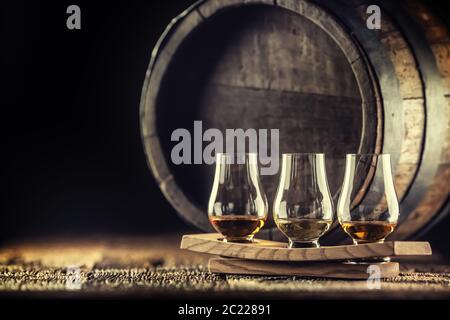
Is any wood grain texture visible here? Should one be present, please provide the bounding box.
[180,234,432,262]
[200,84,362,202]
[354,4,425,207]
[198,0,275,19]
[209,258,400,279]
[278,0,361,63]
[389,0,450,239]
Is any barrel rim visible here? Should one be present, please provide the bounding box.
[140,0,381,234]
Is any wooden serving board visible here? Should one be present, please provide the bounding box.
[209,258,400,279]
[181,234,432,262]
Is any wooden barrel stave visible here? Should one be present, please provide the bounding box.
[389,0,450,238]
[350,1,428,238]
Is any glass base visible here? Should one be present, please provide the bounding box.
[288,240,319,248]
[220,236,254,244]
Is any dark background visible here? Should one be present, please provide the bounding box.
[2,1,450,256]
[2,1,199,239]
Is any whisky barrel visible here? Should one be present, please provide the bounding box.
[140,0,450,243]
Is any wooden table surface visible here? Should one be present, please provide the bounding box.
[0,234,449,299]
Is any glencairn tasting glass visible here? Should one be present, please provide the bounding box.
[337,154,399,245]
[273,154,334,248]
[208,153,268,242]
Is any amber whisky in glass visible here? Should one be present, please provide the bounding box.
[208,153,268,242]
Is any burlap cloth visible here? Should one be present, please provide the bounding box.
[0,235,449,299]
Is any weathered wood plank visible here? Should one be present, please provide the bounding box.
[389,1,450,238]
[354,4,426,207]
[205,6,361,98]
[278,0,361,63]
[198,0,274,19]
[209,258,400,279]
[200,84,363,204]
